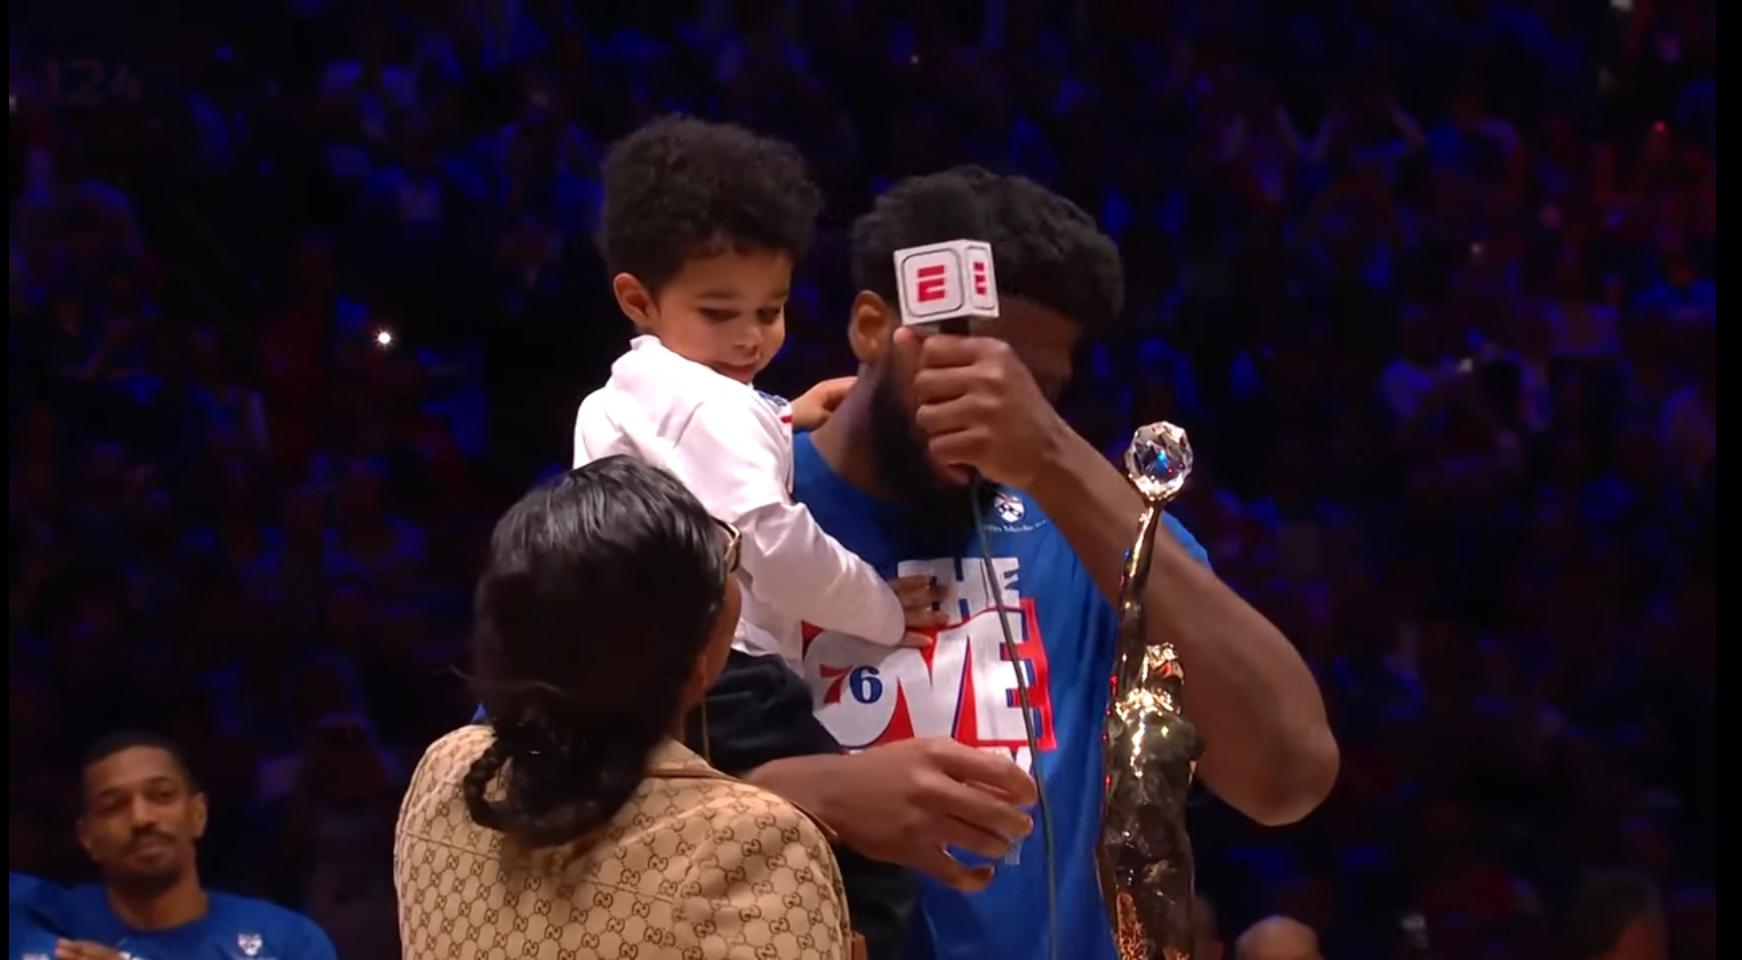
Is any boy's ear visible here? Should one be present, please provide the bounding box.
[612,273,657,330]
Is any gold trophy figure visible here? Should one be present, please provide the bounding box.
[1097,422,1204,960]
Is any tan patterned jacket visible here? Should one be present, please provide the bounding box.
[394,725,857,960]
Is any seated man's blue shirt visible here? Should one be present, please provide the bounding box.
[55,884,337,960]
[10,873,67,959]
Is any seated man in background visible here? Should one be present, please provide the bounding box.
[47,730,337,960]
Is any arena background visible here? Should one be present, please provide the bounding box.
[8,1,1715,956]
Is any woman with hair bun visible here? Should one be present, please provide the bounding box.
[393,456,855,960]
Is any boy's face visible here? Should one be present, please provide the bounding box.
[616,248,793,384]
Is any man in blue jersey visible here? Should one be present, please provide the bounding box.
[49,730,336,960]
[706,167,1339,960]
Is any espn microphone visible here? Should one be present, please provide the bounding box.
[892,238,1000,336]
[892,238,1000,485]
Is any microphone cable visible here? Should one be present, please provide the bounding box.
[967,474,1061,960]
[927,315,1058,960]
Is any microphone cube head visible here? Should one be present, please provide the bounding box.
[894,239,999,329]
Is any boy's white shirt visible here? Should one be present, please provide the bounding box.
[574,335,905,668]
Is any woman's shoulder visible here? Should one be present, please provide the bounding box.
[636,742,835,846]
[407,724,493,787]
[400,730,829,842]
[397,729,837,866]
[631,746,852,956]
[395,732,851,957]
[395,725,492,837]
[593,743,843,894]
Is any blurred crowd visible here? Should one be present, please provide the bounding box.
[8,1,1714,957]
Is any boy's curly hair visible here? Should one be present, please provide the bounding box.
[597,115,823,293]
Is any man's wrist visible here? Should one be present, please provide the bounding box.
[744,754,845,825]
[1024,418,1100,508]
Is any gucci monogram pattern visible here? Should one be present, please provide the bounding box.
[394,726,851,960]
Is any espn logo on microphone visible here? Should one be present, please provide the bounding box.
[894,239,999,328]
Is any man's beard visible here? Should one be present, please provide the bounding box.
[868,371,999,554]
[107,832,188,897]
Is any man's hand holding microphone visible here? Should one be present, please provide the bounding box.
[889,239,1072,492]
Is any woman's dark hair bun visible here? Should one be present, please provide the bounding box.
[462,457,728,847]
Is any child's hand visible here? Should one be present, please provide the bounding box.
[791,377,857,431]
[892,575,950,647]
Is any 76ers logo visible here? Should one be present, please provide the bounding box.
[803,556,1056,770]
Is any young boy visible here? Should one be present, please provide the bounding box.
[574,115,938,672]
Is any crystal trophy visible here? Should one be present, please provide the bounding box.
[1096,422,1204,960]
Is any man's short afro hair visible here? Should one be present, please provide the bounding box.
[850,166,1124,329]
[597,115,823,293]
[81,729,201,798]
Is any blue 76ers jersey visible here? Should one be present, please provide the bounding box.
[790,434,1210,960]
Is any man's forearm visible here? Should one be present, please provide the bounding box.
[1027,426,1338,825]
[742,754,849,824]
[739,737,1037,892]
